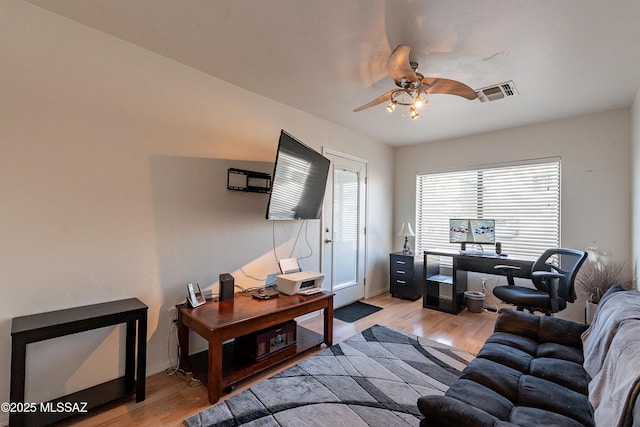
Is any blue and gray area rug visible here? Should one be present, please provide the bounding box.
[184,325,474,427]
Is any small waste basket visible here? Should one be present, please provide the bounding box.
[464,291,485,313]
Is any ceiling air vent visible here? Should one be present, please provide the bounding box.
[476,81,518,103]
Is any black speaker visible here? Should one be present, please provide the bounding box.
[219,273,235,301]
[495,242,502,254]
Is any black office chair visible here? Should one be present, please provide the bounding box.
[493,248,587,316]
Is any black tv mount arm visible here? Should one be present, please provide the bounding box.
[227,168,271,193]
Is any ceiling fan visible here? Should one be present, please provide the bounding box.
[353,45,477,119]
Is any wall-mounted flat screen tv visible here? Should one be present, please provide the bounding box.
[449,218,496,244]
[265,130,330,220]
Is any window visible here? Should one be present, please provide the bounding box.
[415,158,560,259]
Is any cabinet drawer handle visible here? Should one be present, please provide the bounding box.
[396,270,406,274]
[396,261,406,265]
[396,280,406,284]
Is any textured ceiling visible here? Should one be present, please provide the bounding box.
[26,0,640,146]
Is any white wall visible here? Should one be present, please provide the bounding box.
[395,109,632,322]
[632,89,640,289]
[0,0,393,413]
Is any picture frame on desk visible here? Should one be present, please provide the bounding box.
[187,283,206,308]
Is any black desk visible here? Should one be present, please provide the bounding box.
[10,298,147,426]
[423,250,534,314]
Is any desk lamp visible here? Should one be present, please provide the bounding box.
[399,223,415,255]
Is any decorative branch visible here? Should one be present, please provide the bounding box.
[575,247,632,303]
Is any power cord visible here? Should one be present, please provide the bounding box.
[295,220,314,260]
[272,219,315,264]
[239,267,268,282]
[239,286,264,297]
[481,277,501,314]
[164,309,202,387]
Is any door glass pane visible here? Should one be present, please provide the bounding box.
[333,168,358,287]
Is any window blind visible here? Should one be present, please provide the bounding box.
[415,159,560,260]
[332,168,359,284]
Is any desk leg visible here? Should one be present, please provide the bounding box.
[136,312,147,402]
[324,299,334,347]
[178,310,191,372]
[207,335,223,404]
[10,337,27,427]
[125,321,135,391]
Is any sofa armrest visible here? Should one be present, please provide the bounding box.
[494,309,588,348]
[418,395,516,427]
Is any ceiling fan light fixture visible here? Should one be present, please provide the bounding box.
[353,44,478,118]
[414,93,428,109]
[386,101,397,113]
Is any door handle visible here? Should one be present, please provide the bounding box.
[324,239,333,243]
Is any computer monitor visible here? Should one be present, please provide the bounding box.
[449,219,496,246]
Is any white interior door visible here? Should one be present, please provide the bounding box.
[321,150,367,308]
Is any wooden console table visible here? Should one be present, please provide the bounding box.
[10,298,147,427]
[178,292,333,404]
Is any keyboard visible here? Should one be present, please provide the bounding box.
[460,250,504,257]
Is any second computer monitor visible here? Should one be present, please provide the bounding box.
[449,218,496,245]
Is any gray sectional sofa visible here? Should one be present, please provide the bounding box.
[418,286,640,427]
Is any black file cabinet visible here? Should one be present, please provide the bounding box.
[389,252,424,300]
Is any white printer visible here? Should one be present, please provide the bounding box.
[276,258,325,296]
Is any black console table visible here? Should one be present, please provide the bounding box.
[10,298,148,426]
[423,250,534,314]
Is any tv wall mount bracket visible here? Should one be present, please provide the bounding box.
[227,168,271,193]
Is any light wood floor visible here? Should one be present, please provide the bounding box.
[60,293,498,427]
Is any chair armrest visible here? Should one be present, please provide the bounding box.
[494,265,521,286]
[531,271,565,311]
[531,271,565,280]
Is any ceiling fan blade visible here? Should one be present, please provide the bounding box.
[421,77,478,100]
[388,45,418,84]
[353,90,394,112]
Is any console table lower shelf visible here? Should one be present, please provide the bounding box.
[188,325,324,390]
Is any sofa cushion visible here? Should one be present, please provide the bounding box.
[477,341,533,373]
[417,395,513,427]
[536,341,583,364]
[510,406,586,427]
[538,316,586,349]
[530,357,589,394]
[485,331,538,354]
[493,307,542,340]
[444,378,514,420]
[517,375,593,426]
[494,307,588,347]
[458,358,522,402]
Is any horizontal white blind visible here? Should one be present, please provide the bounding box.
[415,159,560,259]
[332,168,359,285]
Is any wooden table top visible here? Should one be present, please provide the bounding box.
[178,291,332,329]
